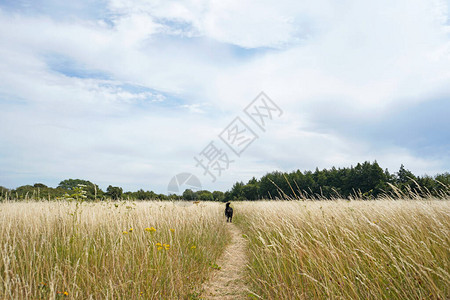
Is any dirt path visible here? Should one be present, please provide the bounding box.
[201,223,250,299]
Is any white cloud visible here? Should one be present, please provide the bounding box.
[107,0,333,48]
[207,0,450,111]
[0,0,449,192]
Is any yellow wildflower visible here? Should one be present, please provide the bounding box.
[63,291,69,296]
[191,245,196,249]
[157,246,163,251]
[170,228,175,233]
[129,228,133,232]
[123,231,128,234]
[155,242,162,247]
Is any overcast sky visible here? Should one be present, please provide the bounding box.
[1,0,449,193]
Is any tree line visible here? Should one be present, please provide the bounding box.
[226,162,449,200]
[1,161,448,201]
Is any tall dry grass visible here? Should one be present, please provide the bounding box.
[236,199,450,299]
[0,201,230,299]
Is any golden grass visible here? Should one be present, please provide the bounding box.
[0,201,230,299]
[235,200,450,300]
[2,199,449,299]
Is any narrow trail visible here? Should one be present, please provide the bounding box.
[201,223,250,299]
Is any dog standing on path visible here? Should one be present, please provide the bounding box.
[225,202,233,222]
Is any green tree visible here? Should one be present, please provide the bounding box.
[106,185,123,200]
[157,194,169,200]
[395,164,417,194]
[242,183,259,200]
[0,186,9,201]
[229,181,245,200]
[33,183,48,188]
[435,172,450,185]
[212,191,225,202]
[58,179,102,200]
[182,189,195,200]
[197,190,214,201]
[396,164,416,184]
[259,173,279,199]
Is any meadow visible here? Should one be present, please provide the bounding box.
[0,201,229,299]
[0,198,449,299]
[236,200,450,299]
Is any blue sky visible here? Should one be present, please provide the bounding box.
[0,0,449,193]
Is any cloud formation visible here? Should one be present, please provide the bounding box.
[0,0,449,192]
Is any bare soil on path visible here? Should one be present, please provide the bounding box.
[201,223,250,299]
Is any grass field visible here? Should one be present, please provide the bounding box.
[236,200,450,299]
[1,199,449,299]
[0,201,229,299]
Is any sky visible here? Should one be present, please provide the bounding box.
[0,0,449,194]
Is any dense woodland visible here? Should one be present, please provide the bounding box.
[1,162,449,201]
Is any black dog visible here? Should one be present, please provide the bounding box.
[225,202,233,222]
